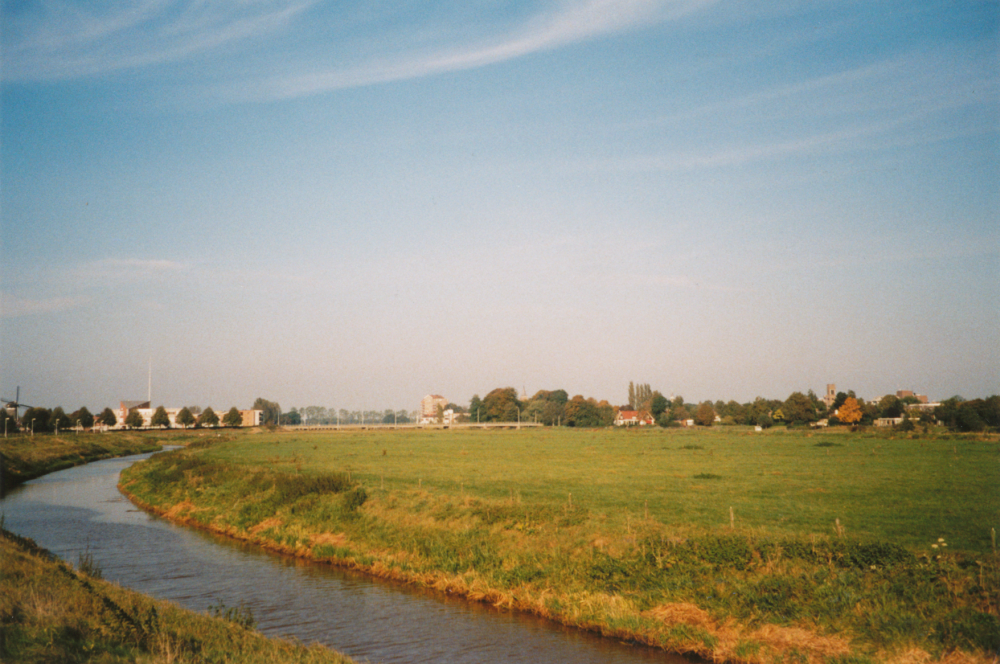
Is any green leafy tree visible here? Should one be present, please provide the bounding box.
[150,406,171,428]
[73,406,95,429]
[695,402,716,427]
[282,409,302,425]
[2,410,19,433]
[98,407,117,427]
[125,409,145,429]
[252,398,281,425]
[51,407,72,431]
[23,407,52,433]
[783,392,817,425]
[198,407,219,427]
[469,395,483,422]
[176,407,196,428]
[878,395,904,419]
[650,392,668,417]
[223,407,243,427]
[482,388,520,422]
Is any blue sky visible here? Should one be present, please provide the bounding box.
[2,0,998,414]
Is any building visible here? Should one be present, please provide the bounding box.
[823,384,837,409]
[420,394,448,421]
[114,401,261,428]
[615,410,655,426]
[896,390,929,404]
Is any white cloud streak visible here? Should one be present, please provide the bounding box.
[237,0,716,100]
[0,292,89,318]
[3,0,316,81]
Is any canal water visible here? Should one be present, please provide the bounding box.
[2,451,686,664]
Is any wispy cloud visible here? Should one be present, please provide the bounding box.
[3,0,316,81]
[593,43,998,173]
[0,292,89,318]
[233,0,716,101]
[73,258,190,283]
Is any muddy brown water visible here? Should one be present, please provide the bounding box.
[1,450,689,663]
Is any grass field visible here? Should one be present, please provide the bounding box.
[120,425,1000,663]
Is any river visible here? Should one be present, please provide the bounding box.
[2,450,686,664]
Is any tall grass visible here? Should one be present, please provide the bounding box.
[0,525,356,663]
[119,426,1000,663]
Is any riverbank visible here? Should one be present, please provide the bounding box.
[119,427,1000,664]
[0,525,357,663]
[0,430,170,494]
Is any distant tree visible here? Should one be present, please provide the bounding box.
[176,407,196,429]
[22,407,51,433]
[98,407,117,427]
[252,398,281,425]
[51,407,72,431]
[482,388,520,422]
[878,395,904,419]
[672,405,690,423]
[150,406,171,428]
[281,410,302,425]
[198,407,219,428]
[756,413,774,429]
[650,392,668,418]
[695,402,716,427]
[73,406,95,429]
[124,409,145,429]
[838,397,863,425]
[2,410,19,433]
[564,395,612,427]
[628,382,636,410]
[223,407,243,427]
[783,392,817,425]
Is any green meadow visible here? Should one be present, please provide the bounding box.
[121,426,1000,663]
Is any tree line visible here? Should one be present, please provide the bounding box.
[5,389,997,434]
[462,385,1000,433]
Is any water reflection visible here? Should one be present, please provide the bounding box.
[2,452,685,664]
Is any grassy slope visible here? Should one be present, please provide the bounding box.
[0,526,356,664]
[0,431,168,493]
[120,426,1000,664]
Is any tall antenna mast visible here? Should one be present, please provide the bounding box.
[148,358,152,404]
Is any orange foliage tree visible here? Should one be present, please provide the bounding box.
[838,396,863,424]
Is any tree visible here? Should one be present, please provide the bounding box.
[695,402,716,427]
[98,407,117,427]
[628,382,636,410]
[73,406,95,429]
[469,395,483,422]
[150,406,171,428]
[223,407,243,427]
[838,397,863,425]
[252,398,281,425]
[23,407,52,433]
[650,392,668,418]
[51,407,71,431]
[281,409,302,425]
[176,407,195,429]
[482,388,520,422]
[2,410,19,433]
[124,409,144,429]
[783,392,817,425]
[878,395,904,419]
[199,407,219,427]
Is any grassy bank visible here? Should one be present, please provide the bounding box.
[120,427,1000,663]
[0,430,174,494]
[0,525,356,663]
